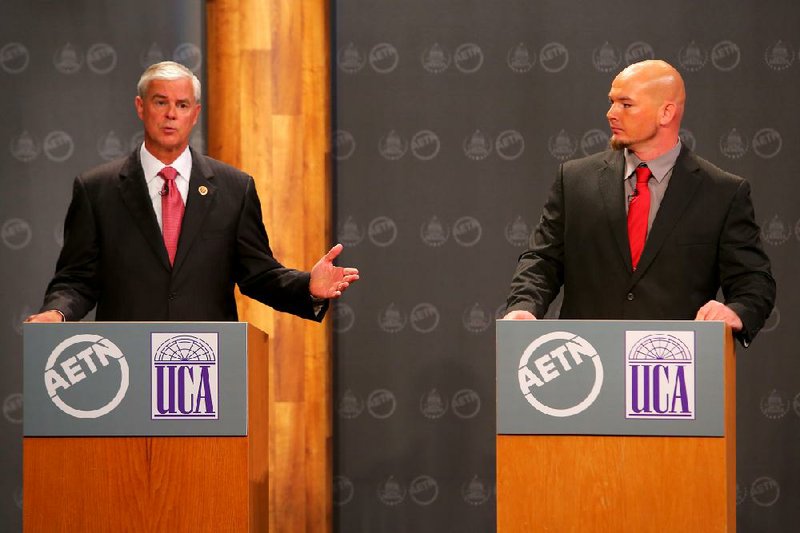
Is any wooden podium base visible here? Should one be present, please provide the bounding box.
[497,434,735,533]
[24,436,261,531]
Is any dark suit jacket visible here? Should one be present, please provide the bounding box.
[506,147,775,345]
[42,148,323,322]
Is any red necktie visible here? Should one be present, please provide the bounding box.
[627,164,651,270]
[159,166,184,266]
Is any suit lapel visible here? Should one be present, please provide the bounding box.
[118,151,171,270]
[628,148,703,287]
[173,150,217,273]
[598,151,632,271]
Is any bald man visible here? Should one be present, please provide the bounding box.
[504,60,775,346]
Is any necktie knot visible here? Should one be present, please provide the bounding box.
[158,166,178,182]
[635,164,651,185]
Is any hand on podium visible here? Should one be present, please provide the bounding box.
[695,300,743,331]
[503,310,537,320]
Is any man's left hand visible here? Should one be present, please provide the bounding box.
[309,243,360,299]
[695,300,743,331]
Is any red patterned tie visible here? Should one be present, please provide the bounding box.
[627,163,651,270]
[159,166,184,266]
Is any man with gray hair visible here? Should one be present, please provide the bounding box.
[27,61,358,323]
[504,59,775,346]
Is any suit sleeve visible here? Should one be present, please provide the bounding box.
[40,177,100,320]
[505,165,566,317]
[234,176,325,321]
[719,180,776,345]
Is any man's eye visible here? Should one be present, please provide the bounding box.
[623,103,632,108]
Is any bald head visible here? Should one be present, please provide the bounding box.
[616,60,686,122]
[606,60,686,159]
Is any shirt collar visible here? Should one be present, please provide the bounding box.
[139,143,193,185]
[623,140,682,183]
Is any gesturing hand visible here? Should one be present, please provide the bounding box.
[309,243,360,299]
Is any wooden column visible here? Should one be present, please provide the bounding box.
[206,1,332,532]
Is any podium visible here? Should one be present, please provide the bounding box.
[23,322,269,531]
[496,320,735,533]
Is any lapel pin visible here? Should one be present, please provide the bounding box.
[198,185,208,196]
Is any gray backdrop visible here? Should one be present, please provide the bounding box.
[1,1,798,532]
[0,1,204,530]
[332,1,798,532]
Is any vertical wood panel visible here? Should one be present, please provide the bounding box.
[207,1,332,531]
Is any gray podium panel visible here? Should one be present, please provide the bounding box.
[23,322,248,436]
[497,320,726,437]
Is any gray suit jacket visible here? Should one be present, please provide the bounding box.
[506,147,775,345]
[42,148,323,322]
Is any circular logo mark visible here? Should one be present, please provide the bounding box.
[452,216,482,247]
[2,393,22,424]
[580,129,609,156]
[53,43,83,74]
[43,131,74,162]
[368,216,398,247]
[378,130,408,160]
[752,128,782,159]
[338,215,364,247]
[410,303,440,333]
[377,303,406,333]
[140,42,164,68]
[367,389,397,419]
[377,476,406,506]
[97,131,127,161]
[333,129,356,160]
[625,41,655,65]
[454,43,484,73]
[677,41,707,72]
[761,306,780,333]
[0,42,30,73]
[333,475,355,506]
[411,130,441,160]
[678,128,696,151]
[761,215,791,246]
[420,216,449,247]
[130,130,145,151]
[463,130,492,160]
[333,302,355,333]
[496,130,525,160]
[507,43,535,73]
[593,42,622,73]
[420,389,448,419]
[409,475,439,506]
[736,483,747,506]
[539,42,569,73]
[338,389,364,419]
[13,485,23,509]
[719,128,748,159]
[173,43,202,72]
[711,40,741,71]
[549,129,577,161]
[421,43,450,74]
[764,40,794,71]
[87,43,117,74]
[452,389,481,419]
[369,43,399,73]
[463,303,491,333]
[9,131,39,162]
[750,477,780,507]
[518,331,603,417]
[2,218,32,250]
[462,476,491,505]
[505,216,531,247]
[45,334,129,418]
[338,43,365,74]
[760,389,788,419]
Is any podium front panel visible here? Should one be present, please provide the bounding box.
[497,320,726,436]
[23,322,247,436]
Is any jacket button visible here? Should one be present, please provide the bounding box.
[627,292,634,301]
[168,292,177,300]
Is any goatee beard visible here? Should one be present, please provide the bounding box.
[610,137,628,151]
